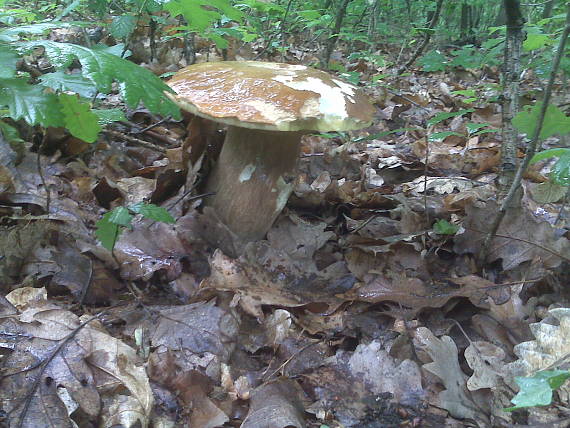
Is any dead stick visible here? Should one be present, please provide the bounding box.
[103,129,167,153]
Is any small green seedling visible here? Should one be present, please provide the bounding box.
[505,370,570,411]
[433,219,459,235]
[95,202,175,251]
[530,148,570,187]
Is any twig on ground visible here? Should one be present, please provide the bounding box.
[103,129,167,153]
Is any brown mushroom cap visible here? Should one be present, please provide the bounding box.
[166,61,374,132]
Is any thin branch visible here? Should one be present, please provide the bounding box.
[103,129,167,153]
[398,0,445,72]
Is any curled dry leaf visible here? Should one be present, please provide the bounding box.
[204,249,347,319]
[203,216,353,317]
[507,308,570,379]
[241,379,306,428]
[344,340,424,405]
[0,297,153,428]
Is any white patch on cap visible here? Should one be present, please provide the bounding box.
[273,76,355,120]
[251,62,307,73]
[245,100,296,124]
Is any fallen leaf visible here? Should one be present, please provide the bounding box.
[242,379,306,428]
[0,298,153,428]
[465,341,507,391]
[414,327,487,423]
[150,302,240,362]
[454,200,570,271]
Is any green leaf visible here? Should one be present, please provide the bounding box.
[466,122,498,136]
[109,15,137,39]
[95,211,121,251]
[427,109,474,126]
[506,370,570,411]
[452,89,476,98]
[512,102,570,140]
[109,206,133,226]
[39,71,98,98]
[129,0,163,13]
[428,131,463,142]
[466,123,488,133]
[551,152,570,186]
[0,120,23,143]
[433,219,459,235]
[19,41,181,119]
[0,22,86,40]
[58,93,101,143]
[337,71,360,85]
[92,108,127,125]
[524,31,552,51]
[165,0,243,33]
[530,148,570,164]
[130,202,175,223]
[0,45,18,78]
[449,46,485,69]
[419,50,447,72]
[0,78,63,127]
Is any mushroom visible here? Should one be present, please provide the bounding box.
[166,61,374,248]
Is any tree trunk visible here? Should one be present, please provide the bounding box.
[321,0,352,69]
[498,0,525,198]
[367,0,380,50]
[542,0,554,19]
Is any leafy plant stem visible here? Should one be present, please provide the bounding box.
[36,133,50,214]
[555,187,570,224]
[479,3,570,266]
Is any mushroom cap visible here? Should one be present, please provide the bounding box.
[166,61,374,132]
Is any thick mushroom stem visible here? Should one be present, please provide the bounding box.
[205,126,303,243]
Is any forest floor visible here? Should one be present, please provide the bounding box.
[1,34,570,428]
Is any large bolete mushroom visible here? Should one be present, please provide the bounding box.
[167,61,374,246]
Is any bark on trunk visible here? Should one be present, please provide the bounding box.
[498,0,525,198]
[321,0,352,69]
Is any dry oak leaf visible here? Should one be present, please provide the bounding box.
[349,273,494,313]
[414,327,488,424]
[0,297,152,428]
[454,200,570,271]
[149,301,240,362]
[203,249,348,319]
[506,307,570,379]
[465,341,508,391]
